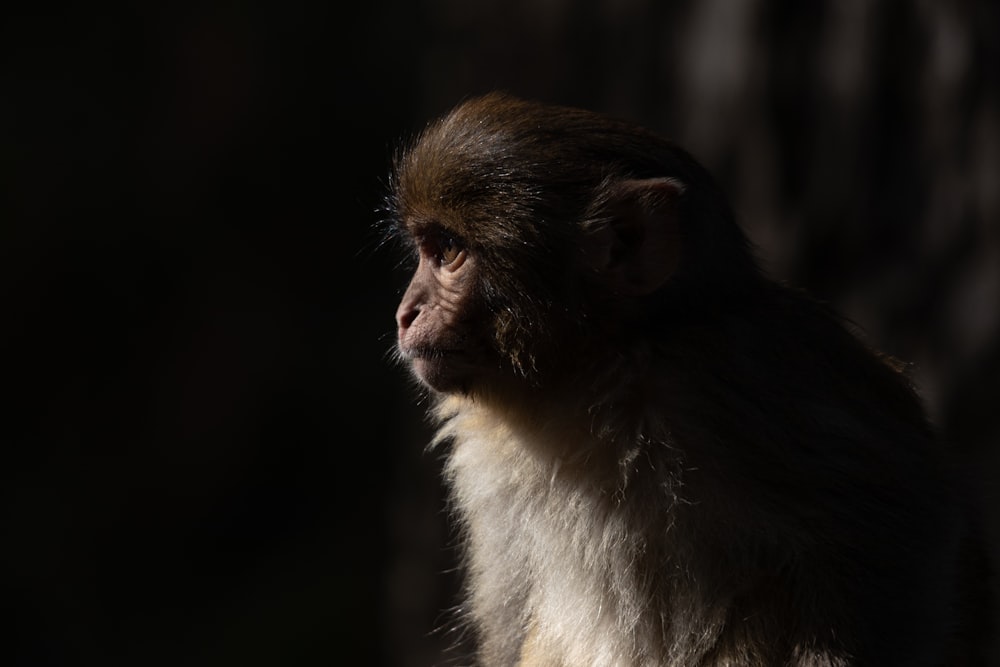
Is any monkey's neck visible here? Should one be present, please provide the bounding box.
[434,390,600,456]
[434,356,664,491]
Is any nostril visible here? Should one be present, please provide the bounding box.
[396,304,419,331]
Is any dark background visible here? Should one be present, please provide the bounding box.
[4,2,999,665]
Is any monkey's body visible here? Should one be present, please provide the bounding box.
[438,290,962,666]
[387,93,986,666]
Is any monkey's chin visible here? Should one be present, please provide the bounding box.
[409,355,475,394]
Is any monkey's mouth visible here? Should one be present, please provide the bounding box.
[401,346,474,392]
[402,345,464,361]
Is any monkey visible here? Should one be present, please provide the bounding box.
[384,92,990,666]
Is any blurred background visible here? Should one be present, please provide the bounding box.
[3,1,998,665]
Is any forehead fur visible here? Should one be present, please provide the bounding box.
[391,93,672,248]
[393,94,546,245]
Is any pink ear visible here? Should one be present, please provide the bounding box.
[583,177,685,295]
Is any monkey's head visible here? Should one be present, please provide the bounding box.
[387,93,758,397]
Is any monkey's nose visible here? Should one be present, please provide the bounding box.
[396,302,419,332]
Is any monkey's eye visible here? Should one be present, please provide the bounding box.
[433,234,466,268]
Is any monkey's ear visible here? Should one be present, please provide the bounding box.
[584,177,684,295]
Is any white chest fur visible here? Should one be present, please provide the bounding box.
[437,398,663,666]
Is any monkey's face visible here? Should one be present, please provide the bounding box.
[388,93,698,397]
[395,225,492,394]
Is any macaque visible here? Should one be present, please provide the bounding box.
[385,93,987,666]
